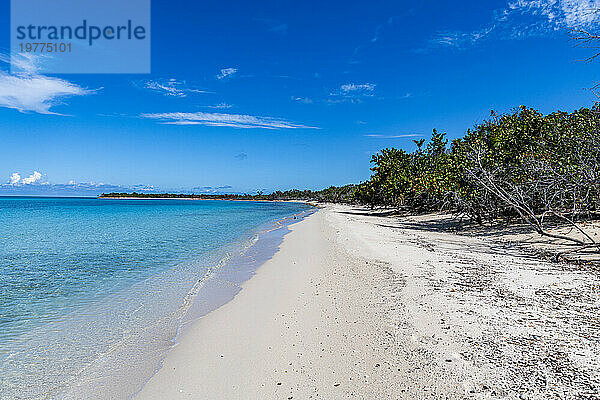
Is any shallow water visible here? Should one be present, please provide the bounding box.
[0,197,312,399]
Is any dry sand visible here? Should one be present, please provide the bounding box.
[135,204,600,399]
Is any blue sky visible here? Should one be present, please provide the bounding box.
[2,0,600,195]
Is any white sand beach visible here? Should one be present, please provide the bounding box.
[135,204,600,399]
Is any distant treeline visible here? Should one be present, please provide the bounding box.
[99,185,358,203]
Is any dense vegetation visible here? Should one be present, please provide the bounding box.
[355,105,600,249]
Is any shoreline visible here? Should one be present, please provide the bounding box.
[133,204,600,399]
[134,206,342,399]
[56,206,315,400]
[128,208,317,398]
[134,205,412,399]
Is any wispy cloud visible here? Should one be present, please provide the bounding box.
[140,111,319,129]
[339,83,376,95]
[371,17,395,43]
[139,79,210,97]
[204,102,233,109]
[349,16,396,63]
[430,27,494,48]
[429,0,600,50]
[328,83,377,103]
[292,96,313,104]
[0,53,93,114]
[508,0,600,28]
[216,67,238,80]
[364,134,424,138]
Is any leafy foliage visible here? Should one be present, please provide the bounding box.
[356,105,600,247]
[355,129,458,211]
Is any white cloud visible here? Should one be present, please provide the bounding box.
[9,172,20,184]
[2,171,161,195]
[431,27,494,48]
[0,53,92,114]
[292,96,313,104]
[340,83,376,94]
[21,171,42,184]
[145,79,185,97]
[431,0,600,49]
[559,0,600,27]
[140,79,209,97]
[140,111,319,129]
[8,171,44,185]
[293,83,379,105]
[204,102,233,109]
[10,53,41,74]
[508,0,600,27]
[216,67,238,80]
[327,83,377,103]
[364,134,424,138]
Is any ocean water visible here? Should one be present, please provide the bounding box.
[0,197,313,399]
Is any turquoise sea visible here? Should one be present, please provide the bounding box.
[0,197,313,399]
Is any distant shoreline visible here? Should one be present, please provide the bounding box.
[100,196,299,201]
[98,196,318,205]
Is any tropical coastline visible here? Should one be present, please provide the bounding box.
[4,1,600,398]
[133,204,600,399]
[60,206,317,400]
[0,198,313,400]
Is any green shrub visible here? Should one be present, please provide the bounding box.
[356,105,600,229]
